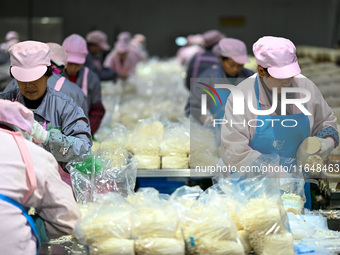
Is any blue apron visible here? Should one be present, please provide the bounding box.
[210,89,230,120]
[0,194,41,255]
[210,68,231,120]
[248,77,312,209]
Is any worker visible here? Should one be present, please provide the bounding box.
[62,33,105,135]
[0,40,92,186]
[221,36,339,209]
[0,31,20,65]
[3,42,89,116]
[0,99,80,255]
[189,37,254,121]
[85,30,118,81]
[103,41,139,81]
[185,29,225,90]
[130,33,149,62]
[176,34,204,67]
[117,31,132,44]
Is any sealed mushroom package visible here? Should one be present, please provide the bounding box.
[171,185,244,255]
[237,174,295,255]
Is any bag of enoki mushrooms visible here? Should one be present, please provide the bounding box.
[74,193,135,255]
[127,188,185,255]
[67,148,137,204]
[210,176,252,253]
[171,185,244,255]
[236,173,295,255]
[279,169,306,215]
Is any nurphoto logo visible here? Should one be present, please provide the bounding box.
[198,82,312,128]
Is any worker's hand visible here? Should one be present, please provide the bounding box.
[317,137,334,159]
[296,136,334,166]
[32,120,49,144]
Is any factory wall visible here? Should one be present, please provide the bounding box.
[0,0,339,57]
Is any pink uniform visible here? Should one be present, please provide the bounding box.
[221,74,338,168]
[0,129,80,255]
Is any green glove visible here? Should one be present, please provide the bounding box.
[74,156,104,175]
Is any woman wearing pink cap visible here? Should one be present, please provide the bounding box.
[185,29,226,90]
[103,41,139,81]
[221,36,338,209]
[84,30,118,81]
[176,34,204,67]
[189,37,254,120]
[0,99,80,255]
[3,42,89,116]
[0,40,92,183]
[62,33,105,135]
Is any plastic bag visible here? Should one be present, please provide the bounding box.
[135,238,185,255]
[129,188,179,239]
[160,121,190,156]
[287,212,316,240]
[279,171,306,215]
[90,238,134,255]
[133,155,161,169]
[67,148,137,204]
[189,118,218,169]
[127,118,164,156]
[210,177,248,231]
[127,188,185,254]
[237,174,295,255]
[170,185,203,209]
[94,122,129,150]
[211,176,253,253]
[74,193,133,245]
[171,186,244,255]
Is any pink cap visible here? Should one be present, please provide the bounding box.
[115,41,129,54]
[86,30,110,51]
[253,36,301,79]
[6,31,19,41]
[202,30,225,48]
[9,41,50,82]
[187,34,204,46]
[212,44,221,57]
[117,31,132,43]
[219,38,249,64]
[47,42,68,66]
[0,99,34,134]
[62,34,88,64]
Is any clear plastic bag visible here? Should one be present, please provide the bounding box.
[135,238,185,255]
[128,188,179,239]
[171,186,244,255]
[127,188,185,255]
[279,170,306,215]
[127,118,164,156]
[236,174,295,255]
[189,118,218,169]
[211,176,253,253]
[66,148,137,204]
[74,193,133,245]
[74,193,134,255]
[160,121,190,157]
[94,122,129,150]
